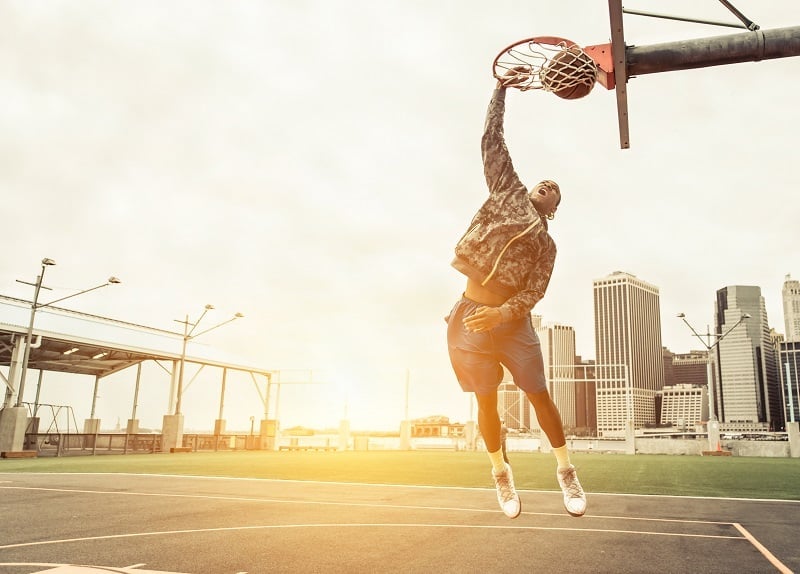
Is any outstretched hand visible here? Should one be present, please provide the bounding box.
[497,65,531,89]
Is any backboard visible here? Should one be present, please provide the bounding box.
[608,0,629,149]
[583,0,629,148]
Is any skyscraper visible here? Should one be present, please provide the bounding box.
[783,274,800,342]
[498,380,531,431]
[574,357,597,435]
[593,271,664,437]
[778,341,800,425]
[714,286,783,430]
[533,317,577,429]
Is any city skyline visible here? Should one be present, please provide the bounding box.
[1,1,798,432]
[4,270,795,434]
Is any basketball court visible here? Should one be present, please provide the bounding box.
[0,472,796,573]
[1,4,799,572]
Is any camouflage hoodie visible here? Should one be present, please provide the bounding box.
[451,87,556,323]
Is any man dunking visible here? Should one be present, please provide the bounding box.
[446,69,586,519]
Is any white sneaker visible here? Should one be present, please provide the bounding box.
[492,463,521,518]
[557,464,587,517]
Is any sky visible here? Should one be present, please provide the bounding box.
[1,1,798,432]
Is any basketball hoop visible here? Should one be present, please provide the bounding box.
[493,36,598,96]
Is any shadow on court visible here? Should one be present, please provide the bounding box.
[0,472,796,573]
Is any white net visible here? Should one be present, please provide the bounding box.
[494,39,597,94]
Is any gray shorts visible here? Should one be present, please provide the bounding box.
[446,296,547,395]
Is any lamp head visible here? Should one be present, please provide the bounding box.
[108,277,122,284]
[742,313,751,319]
[205,304,215,310]
[42,258,56,266]
[677,313,685,318]
[234,312,245,318]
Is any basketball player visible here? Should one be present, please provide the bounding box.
[446,69,586,518]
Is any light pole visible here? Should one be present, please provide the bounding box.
[677,312,751,423]
[173,305,243,415]
[15,258,121,407]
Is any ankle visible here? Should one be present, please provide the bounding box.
[553,445,571,470]
[487,448,507,473]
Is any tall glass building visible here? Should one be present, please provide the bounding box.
[714,285,783,430]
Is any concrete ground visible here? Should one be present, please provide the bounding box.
[0,472,796,573]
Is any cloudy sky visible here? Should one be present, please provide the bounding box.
[1,1,797,431]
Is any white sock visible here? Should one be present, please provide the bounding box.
[553,445,571,470]
[488,448,507,474]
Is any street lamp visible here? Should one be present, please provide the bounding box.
[14,258,121,407]
[173,305,243,415]
[677,312,751,423]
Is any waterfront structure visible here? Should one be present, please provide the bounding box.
[714,285,783,431]
[593,271,664,437]
[410,415,464,438]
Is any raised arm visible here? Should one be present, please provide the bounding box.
[482,72,528,197]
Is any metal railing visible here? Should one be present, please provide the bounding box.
[22,432,257,457]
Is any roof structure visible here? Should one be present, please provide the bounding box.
[0,295,270,380]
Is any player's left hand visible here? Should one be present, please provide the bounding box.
[463,306,503,333]
[499,65,531,89]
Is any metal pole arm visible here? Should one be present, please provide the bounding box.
[41,281,115,308]
[191,316,239,339]
[718,0,759,31]
[627,26,800,77]
[679,317,712,350]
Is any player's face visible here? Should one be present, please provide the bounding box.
[530,181,561,218]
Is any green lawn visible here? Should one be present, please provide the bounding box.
[1,450,799,500]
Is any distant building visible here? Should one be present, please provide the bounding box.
[574,357,597,436]
[660,384,708,429]
[783,274,800,342]
[662,348,675,387]
[666,350,709,387]
[778,341,800,425]
[533,316,577,429]
[498,381,531,432]
[593,271,664,437]
[410,416,464,437]
[714,285,783,431]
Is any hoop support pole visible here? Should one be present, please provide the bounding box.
[626,26,800,77]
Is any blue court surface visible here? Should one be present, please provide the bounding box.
[0,472,796,573]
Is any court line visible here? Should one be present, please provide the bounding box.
[0,565,140,573]
[732,522,794,574]
[2,475,793,572]
[0,522,747,551]
[3,480,786,572]
[3,472,799,504]
[0,485,736,527]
